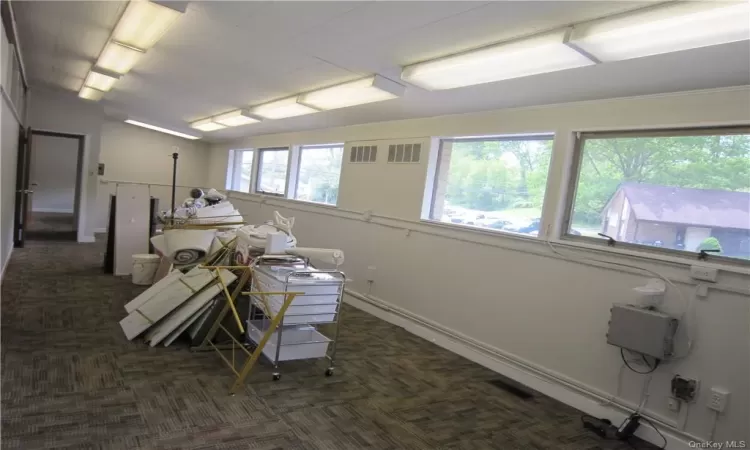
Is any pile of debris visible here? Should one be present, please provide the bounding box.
[119,187,295,347]
[118,187,345,353]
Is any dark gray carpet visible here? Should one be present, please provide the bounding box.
[1,238,656,449]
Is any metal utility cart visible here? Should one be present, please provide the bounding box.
[245,255,345,381]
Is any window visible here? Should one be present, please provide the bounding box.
[429,135,554,236]
[256,147,289,195]
[294,144,344,205]
[566,127,750,261]
[226,149,254,192]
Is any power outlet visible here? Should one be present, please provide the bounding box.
[667,397,681,412]
[690,265,717,282]
[707,387,730,413]
[366,266,377,282]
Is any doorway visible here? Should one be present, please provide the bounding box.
[25,130,84,242]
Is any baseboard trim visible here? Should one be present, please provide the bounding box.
[78,235,96,243]
[343,290,696,450]
[1,248,12,282]
[93,228,107,234]
[32,208,75,214]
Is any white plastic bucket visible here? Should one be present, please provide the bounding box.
[132,254,161,285]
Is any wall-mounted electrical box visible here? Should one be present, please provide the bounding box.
[606,304,678,359]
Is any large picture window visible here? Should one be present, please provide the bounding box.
[294,144,344,205]
[566,127,750,261]
[226,149,254,192]
[256,148,289,195]
[429,135,554,236]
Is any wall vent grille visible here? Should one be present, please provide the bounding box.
[350,145,377,163]
[388,143,421,163]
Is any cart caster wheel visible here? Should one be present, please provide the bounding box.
[325,368,334,377]
[272,374,281,381]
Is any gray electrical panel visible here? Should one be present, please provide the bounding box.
[606,303,679,359]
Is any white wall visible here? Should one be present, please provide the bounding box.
[24,90,212,236]
[210,87,750,447]
[1,94,20,276]
[30,134,78,213]
[28,87,103,241]
[94,120,211,231]
[100,120,210,185]
[1,19,21,276]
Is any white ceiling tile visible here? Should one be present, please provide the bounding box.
[265,61,361,95]
[292,1,488,56]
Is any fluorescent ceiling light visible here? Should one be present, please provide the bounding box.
[298,75,406,110]
[190,118,226,132]
[212,109,260,127]
[401,30,594,90]
[125,119,201,140]
[83,67,121,92]
[568,2,750,62]
[251,97,320,119]
[112,0,183,50]
[78,86,105,101]
[97,41,144,74]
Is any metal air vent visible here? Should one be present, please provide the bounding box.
[349,145,377,163]
[388,143,421,163]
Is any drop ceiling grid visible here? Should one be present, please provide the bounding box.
[115,2,367,121]
[292,1,654,79]
[10,1,749,143]
[14,0,125,89]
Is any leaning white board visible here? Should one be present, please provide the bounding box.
[188,302,216,340]
[162,299,216,347]
[124,271,181,314]
[114,183,151,276]
[144,270,236,347]
[119,267,221,340]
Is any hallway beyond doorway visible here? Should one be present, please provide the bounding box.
[26,211,76,241]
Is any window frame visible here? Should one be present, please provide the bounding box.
[425,133,556,238]
[226,148,255,193]
[255,147,290,196]
[561,125,750,266]
[293,143,345,205]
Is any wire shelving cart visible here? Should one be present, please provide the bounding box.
[245,255,345,381]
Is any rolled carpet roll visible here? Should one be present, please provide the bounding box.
[163,229,216,265]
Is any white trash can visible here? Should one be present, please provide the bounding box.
[132,254,161,285]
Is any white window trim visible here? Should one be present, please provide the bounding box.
[559,126,750,267]
[226,148,255,193]
[425,133,556,239]
[255,147,290,196]
[292,143,345,206]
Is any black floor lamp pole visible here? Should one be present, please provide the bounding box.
[170,152,179,222]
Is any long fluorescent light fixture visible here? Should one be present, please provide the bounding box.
[213,109,260,127]
[401,30,593,90]
[298,75,405,110]
[112,0,185,50]
[125,119,201,140]
[84,67,121,92]
[251,96,320,119]
[190,118,226,132]
[78,86,106,101]
[97,41,145,75]
[567,1,750,62]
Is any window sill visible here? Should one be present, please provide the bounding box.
[557,235,750,275]
[289,198,338,208]
[419,218,541,244]
[226,191,339,210]
[419,219,750,276]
